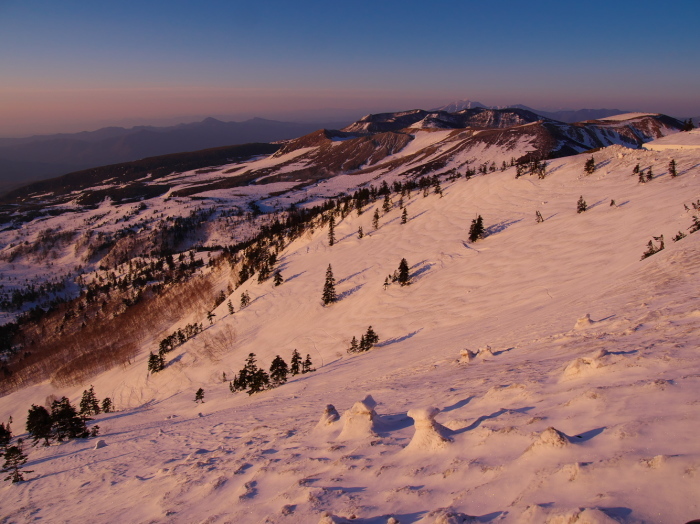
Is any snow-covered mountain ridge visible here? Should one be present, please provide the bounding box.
[0,113,699,523]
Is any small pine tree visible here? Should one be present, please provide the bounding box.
[79,385,101,416]
[632,164,640,175]
[468,215,485,242]
[194,388,204,403]
[290,349,302,376]
[359,334,370,352]
[584,157,595,175]
[101,398,113,414]
[322,264,337,305]
[26,405,53,446]
[227,300,234,315]
[240,291,251,308]
[372,209,380,229]
[401,207,408,224]
[248,368,270,395]
[328,215,336,247]
[365,326,379,345]
[50,397,88,441]
[638,171,646,184]
[1,439,32,483]
[610,199,616,207]
[669,159,677,178]
[397,258,410,286]
[273,270,283,286]
[348,336,359,353]
[577,196,587,213]
[302,354,315,374]
[535,210,544,223]
[0,422,11,451]
[646,167,653,182]
[207,311,215,325]
[269,355,289,387]
[148,352,165,374]
[357,226,363,239]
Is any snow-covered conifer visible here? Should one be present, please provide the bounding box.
[468,215,485,242]
[397,258,410,286]
[269,355,289,387]
[194,388,204,403]
[302,354,315,374]
[1,439,32,483]
[584,157,595,175]
[328,215,336,246]
[577,196,587,213]
[290,349,302,376]
[79,385,101,416]
[322,264,337,305]
[26,405,52,446]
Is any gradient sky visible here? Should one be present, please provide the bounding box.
[1,0,699,137]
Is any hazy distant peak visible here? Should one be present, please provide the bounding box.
[431,99,487,112]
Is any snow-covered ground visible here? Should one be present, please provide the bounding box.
[1,143,700,523]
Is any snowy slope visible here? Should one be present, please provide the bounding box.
[1,143,700,523]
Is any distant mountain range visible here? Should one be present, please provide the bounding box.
[0,117,349,194]
[431,99,628,124]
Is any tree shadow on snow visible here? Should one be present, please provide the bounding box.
[409,261,434,282]
[284,271,306,283]
[571,426,606,442]
[453,406,534,434]
[485,218,522,237]
[587,199,607,210]
[408,210,428,223]
[442,396,476,412]
[338,266,372,284]
[338,283,364,300]
[375,329,422,348]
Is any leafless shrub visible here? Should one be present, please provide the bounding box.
[198,325,236,362]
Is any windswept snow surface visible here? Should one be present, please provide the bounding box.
[2,145,700,522]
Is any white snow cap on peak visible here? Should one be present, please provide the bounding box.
[405,406,453,452]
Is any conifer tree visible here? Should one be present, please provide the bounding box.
[359,334,369,352]
[646,167,653,181]
[269,355,289,387]
[577,196,587,213]
[328,215,336,246]
[50,397,89,441]
[227,300,234,314]
[584,157,595,175]
[273,270,283,286]
[0,422,11,451]
[207,311,215,325]
[148,352,165,374]
[290,349,302,376]
[26,405,53,446]
[401,208,408,224]
[382,194,391,214]
[638,171,646,184]
[1,438,32,483]
[372,209,380,229]
[101,398,113,414]
[302,354,315,374]
[358,226,364,239]
[79,385,101,416]
[632,164,640,175]
[194,388,204,403]
[248,368,269,395]
[669,159,677,178]
[535,210,544,223]
[348,336,359,353]
[468,215,485,242]
[397,258,410,286]
[365,326,379,345]
[322,264,337,305]
[240,291,251,308]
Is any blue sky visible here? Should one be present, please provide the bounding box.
[1,0,698,136]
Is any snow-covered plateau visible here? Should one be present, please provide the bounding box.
[1,122,700,523]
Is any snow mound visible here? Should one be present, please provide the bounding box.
[93,439,107,449]
[417,507,476,523]
[526,427,570,452]
[404,407,453,452]
[315,404,340,429]
[574,313,594,330]
[458,349,477,363]
[522,504,619,523]
[317,513,354,524]
[337,395,379,440]
[562,349,612,378]
[477,345,494,358]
